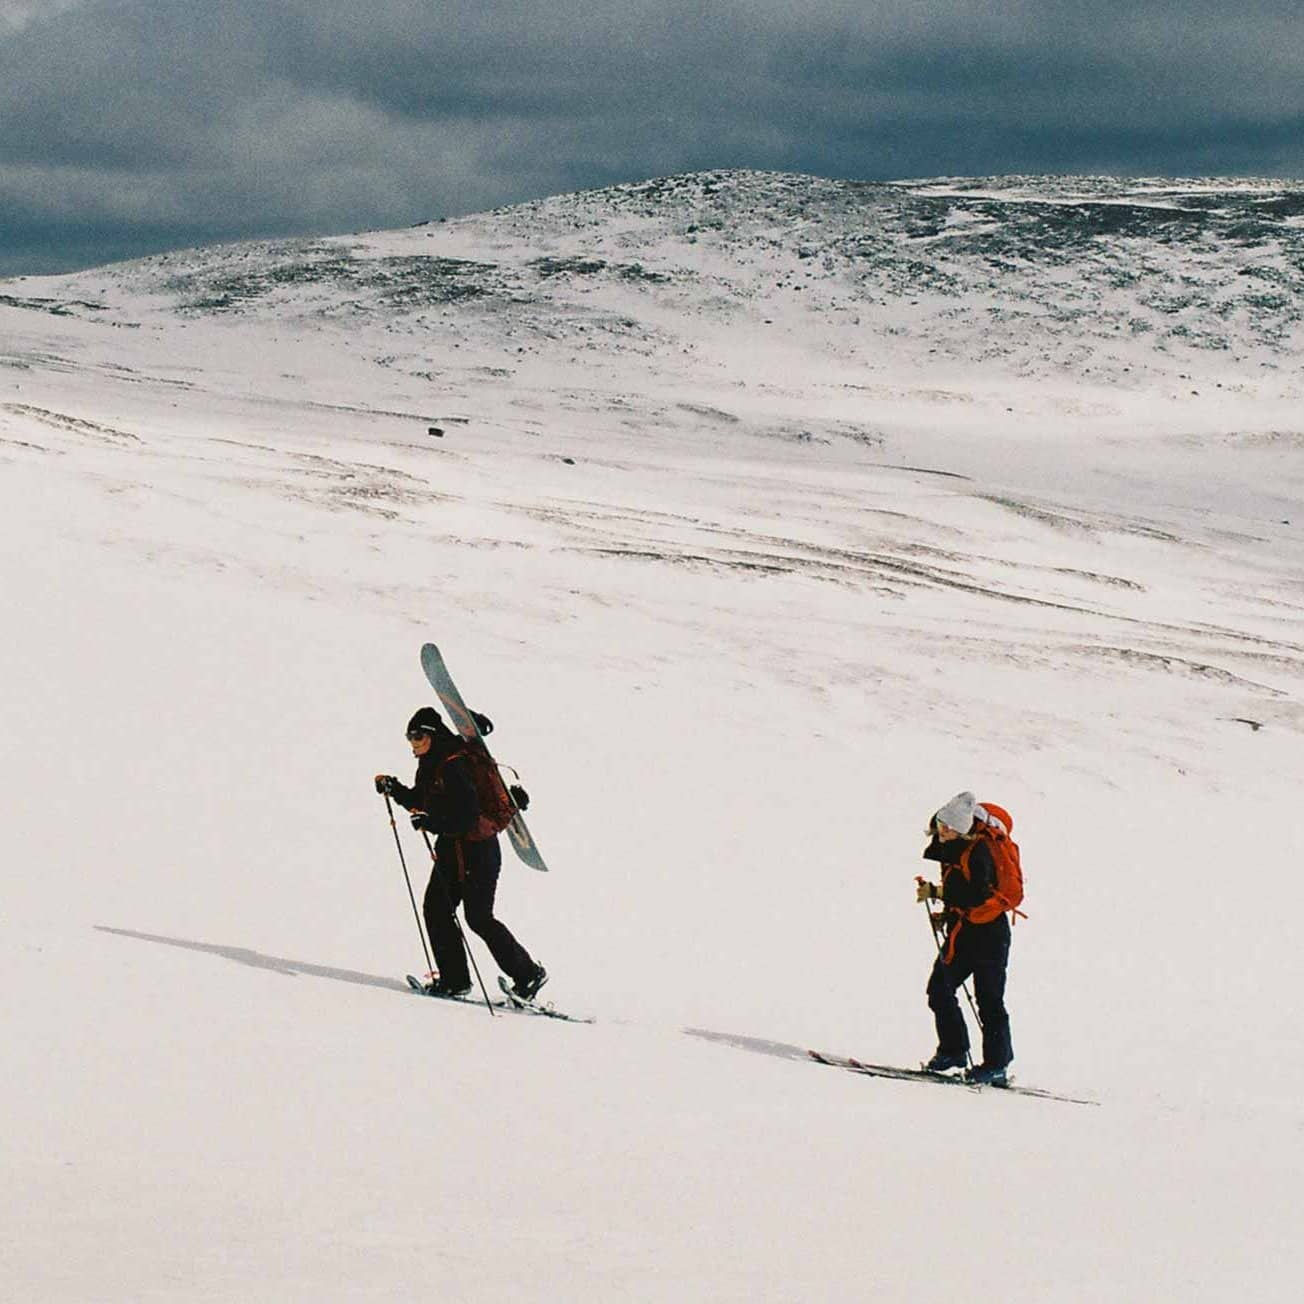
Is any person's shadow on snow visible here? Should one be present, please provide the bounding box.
[95,925,410,993]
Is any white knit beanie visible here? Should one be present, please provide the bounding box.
[935,791,977,835]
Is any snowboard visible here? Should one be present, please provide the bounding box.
[419,642,548,872]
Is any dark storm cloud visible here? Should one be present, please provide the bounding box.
[2,0,1301,275]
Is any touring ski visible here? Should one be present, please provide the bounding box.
[497,975,594,1023]
[420,642,548,872]
[808,1050,1097,1105]
[405,974,590,1022]
[406,974,506,1009]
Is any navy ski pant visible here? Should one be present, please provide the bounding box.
[423,835,535,989]
[927,947,1013,1069]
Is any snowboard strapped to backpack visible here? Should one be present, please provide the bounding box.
[962,801,1026,924]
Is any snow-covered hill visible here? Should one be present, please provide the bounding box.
[2,172,1303,1301]
[21,169,1304,390]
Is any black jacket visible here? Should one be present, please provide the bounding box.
[389,730,480,838]
[923,834,1010,963]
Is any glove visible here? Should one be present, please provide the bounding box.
[508,783,530,812]
[409,811,432,832]
[915,878,940,904]
[374,774,397,795]
[470,710,494,736]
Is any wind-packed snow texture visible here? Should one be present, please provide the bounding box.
[3,171,1303,1301]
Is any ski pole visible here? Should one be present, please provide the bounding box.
[383,793,435,977]
[919,890,979,1071]
[420,830,496,1017]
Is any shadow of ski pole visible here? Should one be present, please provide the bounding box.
[95,925,410,994]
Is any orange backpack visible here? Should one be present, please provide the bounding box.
[962,801,1026,924]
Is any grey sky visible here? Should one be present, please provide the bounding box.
[2,0,1302,275]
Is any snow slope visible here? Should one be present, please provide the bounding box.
[2,171,1303,1301]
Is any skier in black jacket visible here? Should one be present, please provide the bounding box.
[376,707,546,1000]
[915,790,1012,1084]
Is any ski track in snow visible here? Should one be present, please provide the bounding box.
[3,171,1304,1302]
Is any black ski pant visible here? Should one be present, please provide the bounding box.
[927,947,1013,1069]
[423,835,536,989]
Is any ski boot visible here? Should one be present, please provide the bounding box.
[922,1050,968,1074]
[511,964,548,1002]
[965,1063,1010,1087]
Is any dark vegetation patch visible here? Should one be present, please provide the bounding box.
[0,293,106,316]
[171,249,506,313]
[529,256,671,284]
[531,256,607,277]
